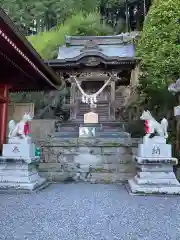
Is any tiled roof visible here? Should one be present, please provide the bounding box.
[57,35,136,60]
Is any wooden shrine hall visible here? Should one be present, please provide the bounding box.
[0,8,63,150]
[46,35,140,122]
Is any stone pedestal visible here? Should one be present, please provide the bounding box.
[0,137,47,192]
[3,143,36,159]
[128,137,180,195]
[0,157,47,192]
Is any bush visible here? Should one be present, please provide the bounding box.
[136,0,180,110]
[27,12,113,59]
[64,12,113,36]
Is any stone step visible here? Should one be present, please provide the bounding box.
[53,133,129,138]
[128,179,180,195]
[134,175,179,185]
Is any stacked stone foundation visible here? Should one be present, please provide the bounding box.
[38,138,139,183]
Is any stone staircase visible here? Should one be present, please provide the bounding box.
[53,122,130,138]
[76,101,109,122]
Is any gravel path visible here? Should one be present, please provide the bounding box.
[0,183,180,240]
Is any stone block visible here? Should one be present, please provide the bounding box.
[3,143,35,158]
[137,171,175,179]
[128,179,180,195]
[137,165,172,172]
[117,147,131,154]
[119,154,132,163]
[102,147,118,154]
[74,152,102,167]
[0,159,46,192]
[134,156,178,165]
[134,175,179,185]
[51,172,71,182]
[63,147,77,154]
[102,155,119,164]
[95,163,135,174]
[39,163,63,171]
[137,143,172,158]
[91,172,135,183]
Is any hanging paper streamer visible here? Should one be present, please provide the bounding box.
[72,74,113,107]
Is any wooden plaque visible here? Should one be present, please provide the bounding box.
[84,111,98,124]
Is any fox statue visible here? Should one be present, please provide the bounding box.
[8,112,32,139]
[140,110,168,139]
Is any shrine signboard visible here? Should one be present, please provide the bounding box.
[84,112,98,124]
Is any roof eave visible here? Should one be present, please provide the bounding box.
[0,8,63,89]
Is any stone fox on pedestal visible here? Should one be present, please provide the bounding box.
[8,112,32,139]
[140,110,168,139]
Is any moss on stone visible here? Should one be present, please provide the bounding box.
[102,142,122,147]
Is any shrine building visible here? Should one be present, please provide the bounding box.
[45,35,140,123]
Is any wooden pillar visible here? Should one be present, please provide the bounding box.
[0,84,9,150]
[110,80,115,121]
[70,82,76,120]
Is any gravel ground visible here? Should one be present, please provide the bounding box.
[0,183,180,240]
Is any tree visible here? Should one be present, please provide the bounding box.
[135,0,180,113]
[1,0,150,34]
[27,12,114,59]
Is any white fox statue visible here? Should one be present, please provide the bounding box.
[8,112,32,140]
[140,110,168,139]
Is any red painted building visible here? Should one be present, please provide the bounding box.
[0,8,63,149]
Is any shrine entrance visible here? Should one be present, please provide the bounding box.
[76,80,110,122]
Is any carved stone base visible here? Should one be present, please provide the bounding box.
[137,142,172,158]
[128,179,180,195]
[0,157,47,193]
[2,143,36,159]
[128,156,180,195]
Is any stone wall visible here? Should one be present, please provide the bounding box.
[36,138,138,183]
[31,119,56,141]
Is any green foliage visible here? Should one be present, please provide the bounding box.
[64,12,113,35]
[28,12,113,59]
[1,0,145,34]
[27,25,70,59]
[136,0,180,110]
